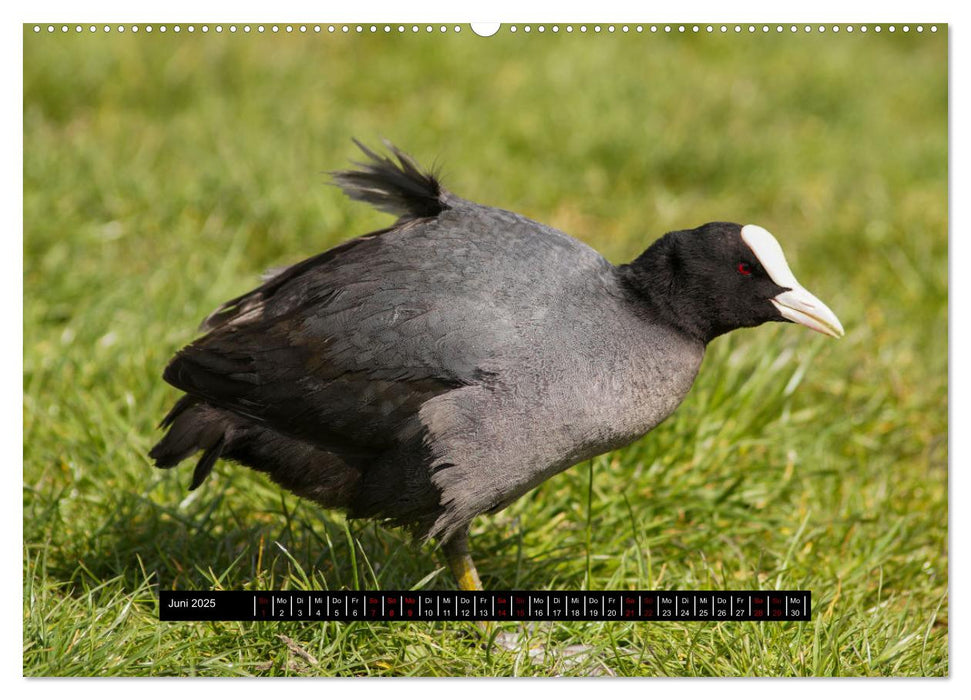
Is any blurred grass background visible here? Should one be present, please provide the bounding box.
[23,24,947,676]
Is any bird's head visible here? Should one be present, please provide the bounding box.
[621,221,844,344]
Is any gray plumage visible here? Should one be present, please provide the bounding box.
[151,141,838,554]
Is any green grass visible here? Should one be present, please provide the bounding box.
[23,25,947,676]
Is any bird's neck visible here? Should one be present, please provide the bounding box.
[616,236,720,345]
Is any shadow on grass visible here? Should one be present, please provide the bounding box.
[32,473,567,598]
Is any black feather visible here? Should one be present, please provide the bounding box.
[190,435,225,490]
[330,139,449,221]
[158,393,197,429]
[200,229,396,332]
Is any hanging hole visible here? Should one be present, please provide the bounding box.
[471,23,501,37]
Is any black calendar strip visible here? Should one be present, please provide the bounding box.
[159,590,810,622]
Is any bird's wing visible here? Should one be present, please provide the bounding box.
[164,215,511,453]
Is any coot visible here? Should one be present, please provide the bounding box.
[150,141,843,590]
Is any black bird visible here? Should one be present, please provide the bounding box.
[150,141,843,590]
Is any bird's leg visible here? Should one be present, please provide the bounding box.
[441,532,493,639]
[440,534,599,668]
[441,531,483,591]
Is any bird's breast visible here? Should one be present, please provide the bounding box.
[550,332,703,463]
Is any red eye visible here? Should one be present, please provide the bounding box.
[737,262,752,276]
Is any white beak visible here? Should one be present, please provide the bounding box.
[741,225,845,339]
[771,286,845,338]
